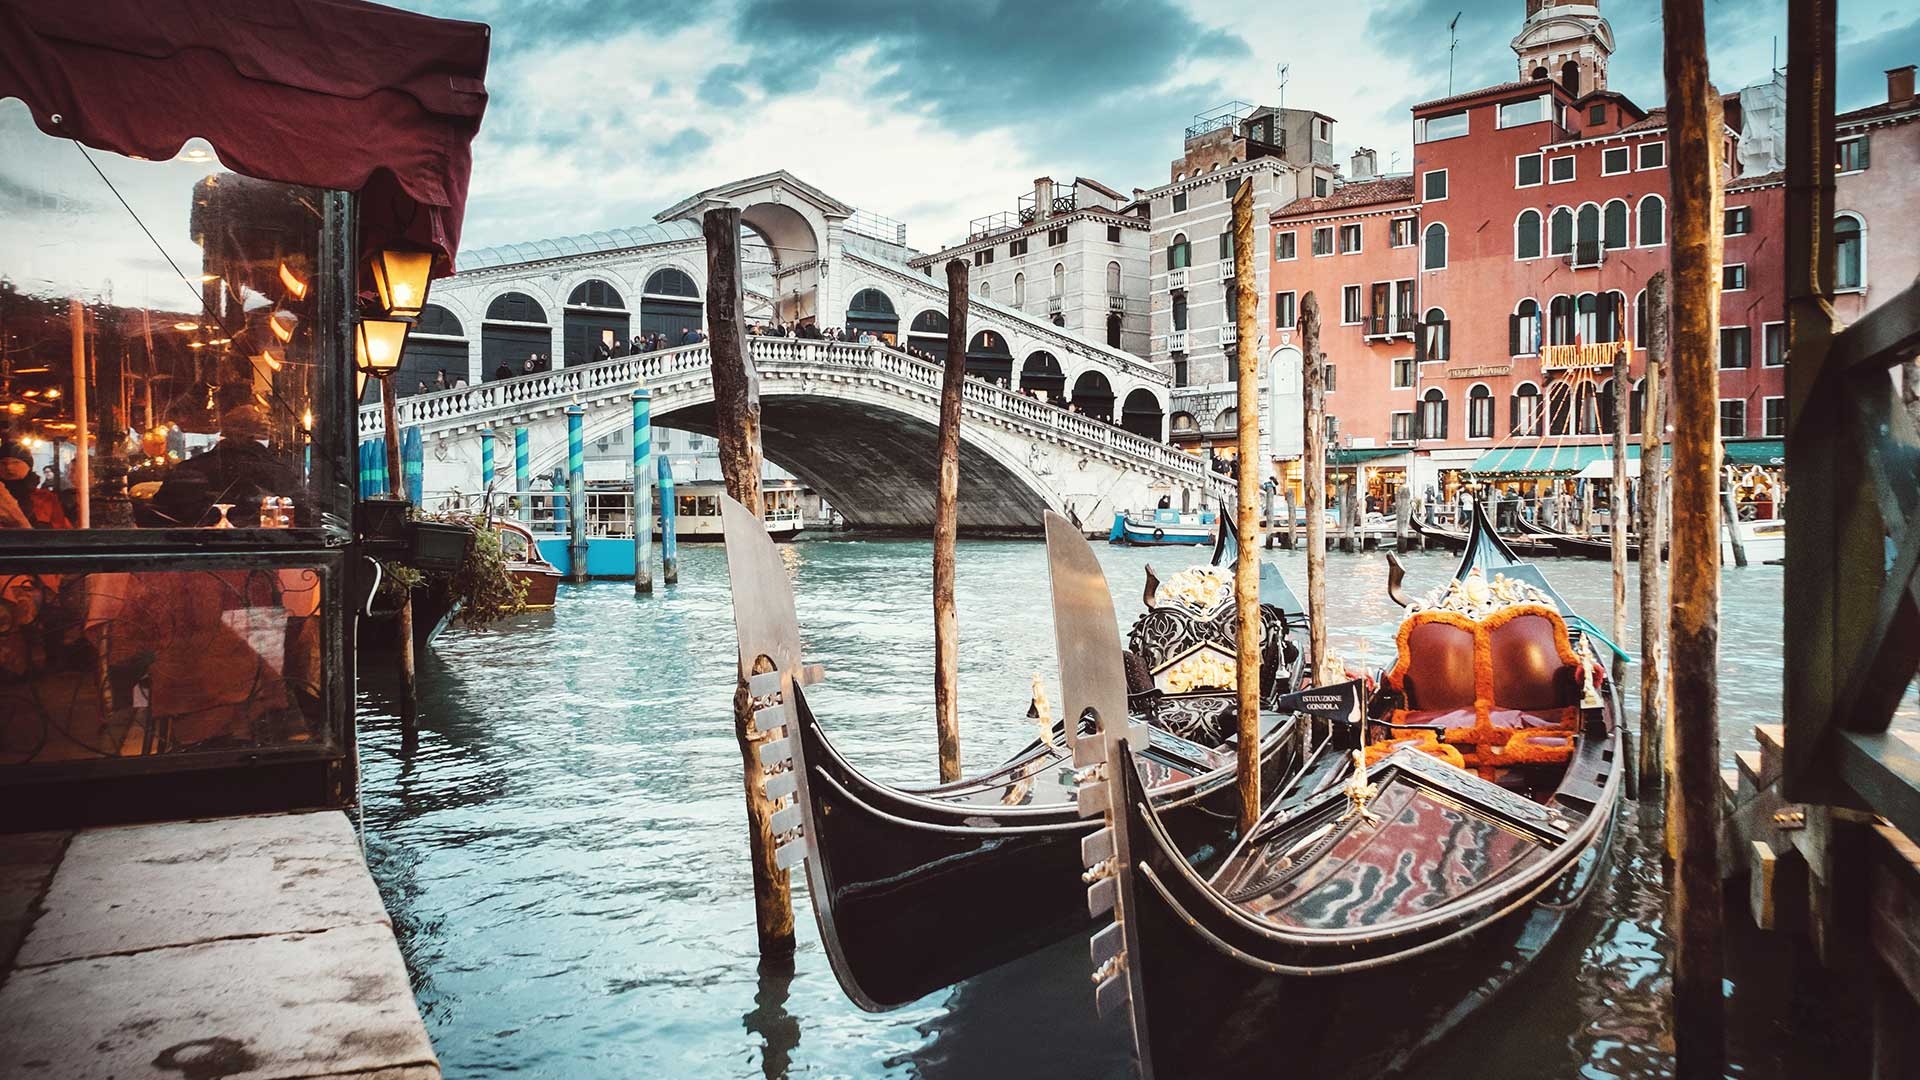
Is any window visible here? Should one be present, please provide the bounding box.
[1220,231,1234,261]
[1575,292,1600,343]
[1726,207,1752,236]
[1275,230,1297,260]
[1500,96,1550,128]
[1169,233,1191,270]
[1516,210,1542,259]
[1423,169,1448,201]
[1226,177,1243,200]
[1631,379,1647,434]
[1764,396,1786,437]
[1590,104,1609,126]
[1763,322,1785,367]
[1341,285,1362,325]
[1635,290,1649,349]
[1512,384,1543,436]
[979,280,992,299]
[1173,357,1188,386]
[1549,295,1576,345]
[1417,110,1469,143]
[1638,141,1666,169]
[1723,263,1748,291]
[1324,363,1338,392]
[1315,175,1331,198]
[1836,213,1864,290]
[1392,357,1416,389]
[1603,199,1629,250]
[1516,153,1543,187]
[1172,293,1188,331]
[1511,299,1540,355]
[1048,226,1068,246]
[1013,272,1027,306]
[1172,190,1188,213]
[1051,263,1065,297]
[1419,388,1448,439]
[1547,383,1573,435]
[1719,326,1752,369]
[1392,411,1415,441]
[1837,135,1870,174]
[1549,156,1575,183]
[1312,226,1334,256]
[1107,224,1122,243]
[1720,399,1747,438]
[1549,207,1574,256]
[1274,291,1297,329]
[1575,383,1600,435]
[1010,237,1028,256]
[1422,222,1447,270]
[1339,223,1362,254]
[1597,379,1619,435]
[973,247,994,266]
[1638,195,1666,246]
[1575,203,1601,264]
[1418,308,1450,362]
[1602,146,1630,175]
[1468,384,1494,439]
[1315,117,1333,141]
[1390,218,1416,247]
[1602,290,1627,343]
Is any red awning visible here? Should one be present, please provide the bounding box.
[0,0,490,276]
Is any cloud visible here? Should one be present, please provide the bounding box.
[1838,14,1920,109]
[652,128,715,158]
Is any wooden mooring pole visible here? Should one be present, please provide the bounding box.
[1639,272,1671,798]
[1231,181,1262,832]
[705,206,794,962]
[382,380,417,736]
[1610,348,1630,692]
[934,259,967,784]
[1660,4,1726,1072]
[1300,293,1328,683]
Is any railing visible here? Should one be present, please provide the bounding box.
[1107,293,1127,312]
[1363,313,1416,339]
[363,338,1232,498]
[1168,267,1190,291]
[1569,240,1604,269]
[1047,295,1065,314]
[419,487,806,539]
[1168,330,1189,352]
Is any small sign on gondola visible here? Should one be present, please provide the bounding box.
[1272,677,1365,724]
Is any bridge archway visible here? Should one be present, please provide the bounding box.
[1121,387,1164,440]
[482,291,551,381]
[846,288,899,341]
[967,330,1013,384]
[1019,351,1065,400]
[564,278,630,365]
[906,309,947,356]
[641,268,702,340]
[391,304,468,397]
[1072,370,1115,422]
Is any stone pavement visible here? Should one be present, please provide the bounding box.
[0,811,438,1079]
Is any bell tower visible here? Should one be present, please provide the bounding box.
[1512,1,1615,98]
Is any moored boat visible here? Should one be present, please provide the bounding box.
[1057,498,1624,1079]
[1109,507,1216,546]
[663,480,804,541]
[493,518,563,609]
[720,495,1321,1011]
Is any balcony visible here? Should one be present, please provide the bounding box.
[1047,295,1065,315]
[1168,266,1190,291]
[1169,330,1189,352]
[1363,313,1416,340]
[1107,293,1126,312]
[1018,190,1076,224]
[1219,323,1237,346]
[1220,258,1237,278]
[1568,240,1604,269]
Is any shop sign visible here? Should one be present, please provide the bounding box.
[1446,364,1511,379]
[1541,342,1625,370]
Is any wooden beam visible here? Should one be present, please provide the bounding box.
[1231,181,1262,833]
[934,259,967,784]
[1300,292,1328,685]
[1661,2,1727,1072]
[1610,347,1630,691]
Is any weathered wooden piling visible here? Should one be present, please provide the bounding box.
[1610,348,1630,693]
[1638,272,1671,797]
[380,378,417,735]
[1300,292,1328,682]
[1660,4,1727,1071]
[704,206,795,962]
[934,259,967,784]
[633,389,654,594]
[565,404,587,583]
[1721,488,1748,567]
[1231,181,1262,832]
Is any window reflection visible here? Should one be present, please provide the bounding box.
[0,567,326,763]
[1,100,329,534]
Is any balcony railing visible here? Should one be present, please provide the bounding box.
[1219,323,1237,346]
[1047,295,1065,314]
[1168,267,1189,291]
[1107,293,1127,312]
[1569,240,1604,269]
[1363,313,1416,339]
[1169,330,1189,352]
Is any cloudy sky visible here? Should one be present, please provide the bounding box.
[391,0,1920,260]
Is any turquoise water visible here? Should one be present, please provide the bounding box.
[358,541,1871,1078]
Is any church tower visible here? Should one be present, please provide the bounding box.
[1512,1,1615,98]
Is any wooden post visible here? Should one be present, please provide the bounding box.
[1610,348,1630,692]
[1262,485,1274,548]
[381,378,417,736]
[633,389,654,593]
[1282,490,1297,550]
[705,206,794,962]
[1639,273,1671,797]
[934,259,967,783]
[1721,487,1749,567]
[1300,293,1328,684]
[1660,5,1726,1073]
[1231,181,1262,833]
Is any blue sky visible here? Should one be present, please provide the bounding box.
[390,0,1920,259]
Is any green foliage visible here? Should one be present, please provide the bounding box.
[379,512,528,629]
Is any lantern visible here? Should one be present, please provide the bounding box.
[354,317,410,377]
[369,248,434,319]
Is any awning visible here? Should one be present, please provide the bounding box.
[1469,444,1648,475]
[0,0,491,275]
[1723,439,1785,467]
[1328,447,1408,467]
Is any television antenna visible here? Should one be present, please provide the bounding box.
[1275,62,1290,113]
[1448,12,1461,95]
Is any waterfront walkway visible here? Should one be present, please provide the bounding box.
[0,812,438,1079]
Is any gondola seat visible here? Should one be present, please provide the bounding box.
[1381,602,1585,779]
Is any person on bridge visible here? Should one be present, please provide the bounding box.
[495,362,513,380]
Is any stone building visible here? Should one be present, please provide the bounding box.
[1832,65,1920,328]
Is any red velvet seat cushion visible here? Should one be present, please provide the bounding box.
[1400,621,1477,711]
[1487,613,1579,711]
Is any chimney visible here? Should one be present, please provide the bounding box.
[1890,65,1917,104]
[1033,176,1055,219]
[1349,147,1377,181]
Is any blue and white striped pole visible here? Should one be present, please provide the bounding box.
[632,389,654,594]
[514,427,530,526]
[401,426,424,506]
[566,405,587,583]
[657,453,678,585]
[480,428,496,497]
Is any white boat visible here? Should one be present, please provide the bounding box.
[662,481,804,541]
[1724,515,1784,563]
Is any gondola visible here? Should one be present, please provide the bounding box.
[1513,515,1642,560]
[719,495,1322,1011]
[1058,498,1624,1079]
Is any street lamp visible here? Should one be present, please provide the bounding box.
[369,248,434,320]
[356,316,412,499]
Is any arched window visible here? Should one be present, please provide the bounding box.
[1576,292,1599,343]
[1072,371,1115,422]
[979,280,992,300]
[1422,222,1447,270]
[567,279,625,309]
[1603,290,1627,343]
[1013,272,1026,307]
[1106,261,1122,295]
[1547,382,1573,435]
[564,279,631,364]
[1121,388,1164,440]
[1516,209,1542,260]
[1468,384,1494,439]
[1051,263,1065,297]
[1630,378,1647,434]
[1603,199,1629,250]
[1420,307,1450,362]
[1575,382,1599,435]
[485,291,547,323]
[1549,207,1574,256]
[1216,407,1238,431]
[1019,351,1065,396]
[417,304,464,337]
[1419,388,1448,439]
[1169,233,1191,270]
[1598,378,1619,435]
[1576,203,1600,262]
[1549,295,1576,346]
[1638,195,1666,247]
[1634,289,1649,349]
[1836,212,1865,289]
[1173,293,1189,332]
[1561,60,1581,96]
[1170,411,1199,435]
[642,268,699,298]
[846,288,900,339]
[1512,298,1540,355]
[639,269,701,340]
[1511,383,1543,436]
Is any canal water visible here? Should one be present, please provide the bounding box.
[358,541,1894,1078]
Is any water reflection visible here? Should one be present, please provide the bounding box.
[357,540,1886,1078]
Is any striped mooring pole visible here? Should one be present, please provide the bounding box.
[657,453,678,585]
[514,427,530,526]
[480,428,496,497]
[632,389,654,594]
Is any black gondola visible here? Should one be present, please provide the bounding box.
[1418,510,1562,558]
[1513,514,1645,560]
[1058,499,1624,1079]
[719,496,1320,1011]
